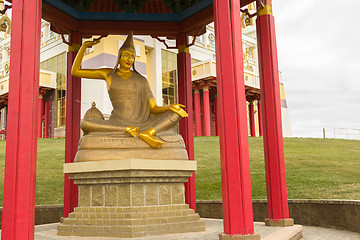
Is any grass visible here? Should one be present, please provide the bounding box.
[195,136,360,200]
[0,136,359,205]
[0,138,65,205]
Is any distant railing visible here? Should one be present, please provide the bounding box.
[333,128,360,140]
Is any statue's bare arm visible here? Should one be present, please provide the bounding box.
[72,40,112,87]
[149,98,188,118]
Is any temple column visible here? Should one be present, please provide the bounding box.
[64,32,82,217]
[214,94,219,136]
[44,102,50,138]
[176,33,196,211]
[213,0,259,238]
[194,89,202,136]
[249,101,255,137]
[1,0,42,238]
[256,0,293,226]
[202,87,211,136]
[257,98,263,136]
[38,95,44,138]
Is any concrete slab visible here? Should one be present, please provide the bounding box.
[5,218,360,239]
[1,219,303,240]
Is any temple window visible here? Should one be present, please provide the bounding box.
[40,52,66,127]
[161,50,177,106]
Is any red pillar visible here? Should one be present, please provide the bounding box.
[257,99,263,136]
[202,87,211,136]
[214,0,258,237]
[44,102,50,138]
[214,95,219,136]
[256,1,292,225]
[63,32,82,217]
[1,0,42,239]
[248,100,256,137]
[176,34,196,212]
[38,95,44,138]
[194,90,202,136]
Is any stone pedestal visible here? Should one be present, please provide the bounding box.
[57,159,205,238]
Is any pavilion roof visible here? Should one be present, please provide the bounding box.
[34,0,255,37]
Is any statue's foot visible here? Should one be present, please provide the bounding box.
[139,128,163,148]
[125,126,140,137]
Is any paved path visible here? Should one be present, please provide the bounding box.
[1,219,360,239]
[301,225,360,240]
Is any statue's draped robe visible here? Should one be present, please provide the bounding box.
[85,71,176,132]
[77,71,187,162]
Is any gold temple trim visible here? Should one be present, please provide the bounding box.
[178,44,189,53]
[257,5,273,16]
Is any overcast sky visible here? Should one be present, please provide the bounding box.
[272,0,360,139]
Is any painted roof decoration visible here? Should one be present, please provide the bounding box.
[59,0,203,13]
[9,0,254,36]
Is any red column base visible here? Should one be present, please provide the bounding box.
[219,233,260,240]
[265,218,294,227]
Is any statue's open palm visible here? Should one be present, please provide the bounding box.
[170,104,188,118]
[83,39,101,47]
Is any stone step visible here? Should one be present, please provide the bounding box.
[62,214,201,226]
[58,219,206,238]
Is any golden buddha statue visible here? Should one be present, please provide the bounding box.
[72,32,187,149]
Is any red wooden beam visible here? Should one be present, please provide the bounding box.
[1,0,42,239]
[180,5,213,35]
[77,20,181,36]
[42,2,78,34]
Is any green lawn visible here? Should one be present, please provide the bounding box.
[0,136,359,205]
[195,136,360,200]
[0,138,65,205]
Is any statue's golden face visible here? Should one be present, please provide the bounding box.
[119,50,135,71]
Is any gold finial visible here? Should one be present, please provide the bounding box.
[84,102,104,120]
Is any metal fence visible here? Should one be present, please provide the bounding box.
[333,128,360,140]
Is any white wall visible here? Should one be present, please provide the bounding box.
[81,78,113,119]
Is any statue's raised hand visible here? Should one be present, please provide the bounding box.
[83,39,101,48]
[170,104,188,118]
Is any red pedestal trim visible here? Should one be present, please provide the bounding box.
[202,88,211,136]
[177,34,196,212]
[249,101,256,137]
[194,90,202,136]
[1,0,42,239]
[213,0,255,235]
[256,12,290,220]
[63,32,82,218]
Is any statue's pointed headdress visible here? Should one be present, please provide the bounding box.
[108,31,137,76]
[119,30,135,53]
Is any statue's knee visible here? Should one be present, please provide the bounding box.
[168,112,181,122]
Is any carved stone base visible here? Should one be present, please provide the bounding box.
[57,159,205,238]
[75,133,188,162]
